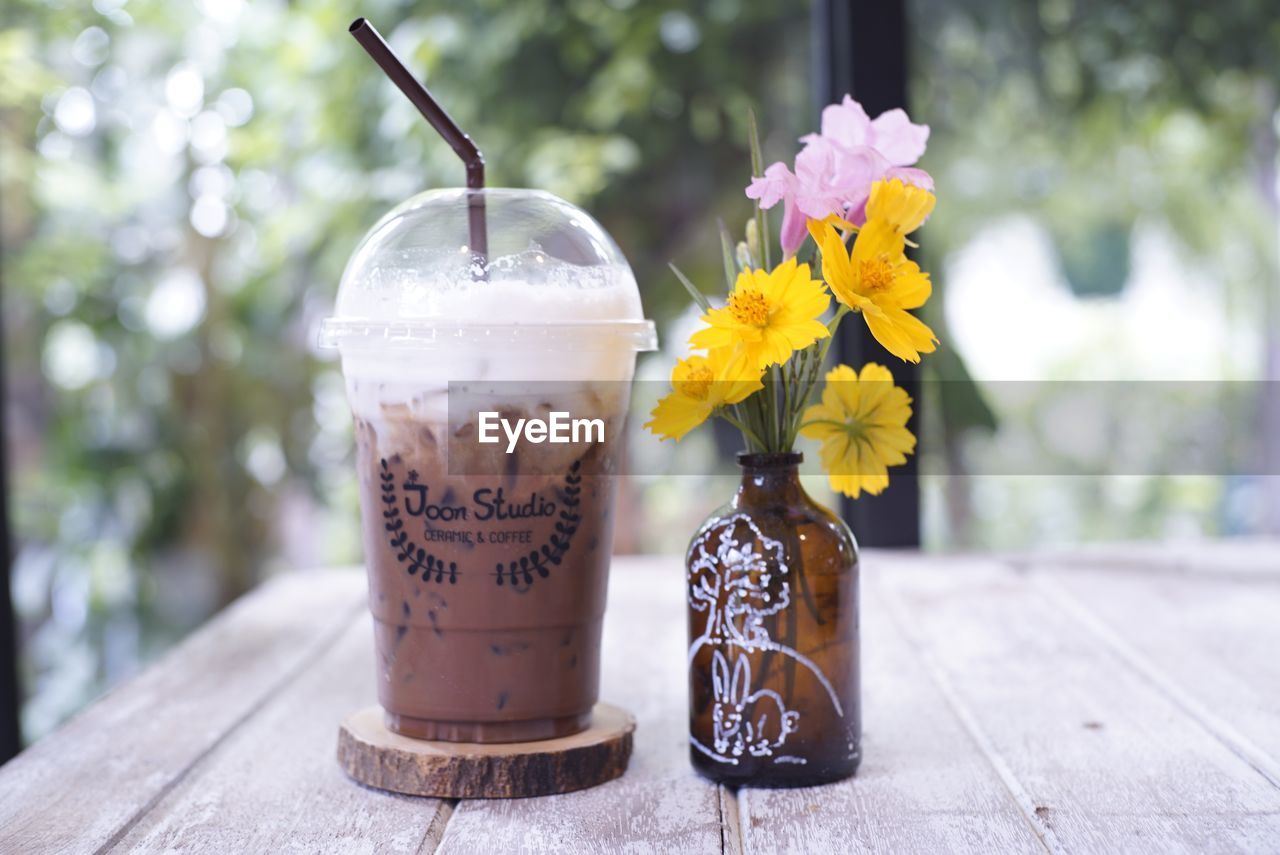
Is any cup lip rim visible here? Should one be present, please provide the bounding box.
[318,318,658,351]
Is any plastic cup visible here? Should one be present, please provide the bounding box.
[320,188,656,742]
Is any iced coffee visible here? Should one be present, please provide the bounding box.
[321,188,655,742]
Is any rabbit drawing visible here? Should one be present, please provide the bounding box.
[710,649,799,759]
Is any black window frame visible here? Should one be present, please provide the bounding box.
[813,0,922,548]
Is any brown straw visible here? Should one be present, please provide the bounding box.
[349,18,488,263]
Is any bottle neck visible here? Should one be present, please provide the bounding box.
[735,452,805,507]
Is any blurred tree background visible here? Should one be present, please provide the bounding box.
[911,0,1280,547]
[0,0,805,740]
[3,0,1278,742]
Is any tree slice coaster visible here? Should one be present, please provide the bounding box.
[337,703,635,799]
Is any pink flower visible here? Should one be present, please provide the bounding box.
[745,96,932,255]
[802,96,930,166]
[746,162,805,256]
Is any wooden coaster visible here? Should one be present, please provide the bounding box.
[337,703,635,799]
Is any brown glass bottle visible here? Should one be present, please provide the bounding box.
[686,452,860,787]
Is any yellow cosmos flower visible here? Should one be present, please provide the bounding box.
[645,347,764,441]
[810,179,938,363]
[689,258,830,370]
[799,363,915,498]
[866,177,936,235]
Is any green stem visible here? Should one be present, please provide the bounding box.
[721,410,767,451]
[763,369,780,451]
[774,363,788,451]
[786,350,803,441]
[784,355,802,448]
[783,306,853,448]
[825,303,852,337]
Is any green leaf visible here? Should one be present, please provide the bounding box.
[717,219,739,292]
[747,108,765,181]
[929,346,999,434]
[747,107,772,269]
[669,263,712,313]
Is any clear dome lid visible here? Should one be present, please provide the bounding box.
[320,188,656,352]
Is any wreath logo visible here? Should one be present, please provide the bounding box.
[378,458,582,590]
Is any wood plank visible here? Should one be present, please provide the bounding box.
[735,556,1048,855]
[0,569,365,855]
[1011,539,1280,579]
[110,616,451,853]
[877,555,1280,854]
[437,556,724,855]
[1034,565,1280,784]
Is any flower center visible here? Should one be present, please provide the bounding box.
[727,290,771,327]
[679,365,715,401]
[859,256,895,292]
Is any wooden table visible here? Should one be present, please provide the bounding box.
[2,543,1279,853]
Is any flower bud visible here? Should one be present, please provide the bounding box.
[745,219,761,266]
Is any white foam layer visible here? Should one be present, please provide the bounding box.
[335,250,643,324]
[337,271,643,420]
